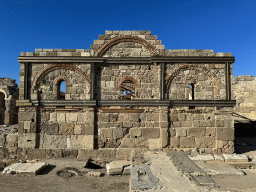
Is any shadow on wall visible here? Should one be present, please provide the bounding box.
[233,112,256,137]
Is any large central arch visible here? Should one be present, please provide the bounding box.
[96,35,158,57]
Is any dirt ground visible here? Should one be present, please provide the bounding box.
[0,159,130,192]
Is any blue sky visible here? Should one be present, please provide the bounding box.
[0,0,255,86]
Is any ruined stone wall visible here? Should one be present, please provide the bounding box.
[15,30,235,158]
[168,107,234,154]
[0,78,19,125]
[232,75,256,136]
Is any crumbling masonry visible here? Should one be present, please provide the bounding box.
[14,31,236,159]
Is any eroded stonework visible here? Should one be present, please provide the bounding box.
[12,30,236,159]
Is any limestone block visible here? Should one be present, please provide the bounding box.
[57,113,66,122]
[199,121,212,127]
[141,128,160,139]
[129,113,140,122]
[176,128,187,137]
[130,128,142,138]
[80,123,93,135]
[172,121,181,128]
[66,113,78,122]
[19,112,35,121]
[216,128,234,141]
[170,114,178,121]
[86,171,102,177]
[223,154,248,162]
[85,112,94,123]
[180,137,196,148]
[216,140,224,148]
[187,128,205,137]
[181,121,192,127]
[194,114,204,120]
[206,127,216,137]
[170,137,179,148]
[213,120,224,127]
[0,135,6,147]
[195,137,215,148]
[116,148,132,160]
[98,113,110,122]
[197,155,214,162]
[97,149,116,160]
[120,138,148,148]
[77,113,86,123]
[70,135,94,149]
[44,123,59,135]
[59,122,74,135]
[41,135,66,149]
[214,155,224,162]
[101,128,112,138]
[106,160,130,175]
[46,149,63,158]
[6,134,18,148]
[148,139,161,149]
[81,52,90,56]
[123,165,131,175]
[18,133,37,149]
[178,113,186,121]
[49,113,57,123]
[57,52,72,56]
[26,149,46,159]
[2,162,47,175]
[74,125,82,135]
[77,149,98,160]
[24,121,31,130]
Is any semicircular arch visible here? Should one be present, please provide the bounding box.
[96,35,158,57]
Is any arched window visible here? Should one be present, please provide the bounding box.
[121,80,135,100]
[0,92,5,124]
[57,80,66,100]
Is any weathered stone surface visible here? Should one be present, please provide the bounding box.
[216,128,234,140]
[148,139,160,149]
[113,128,128,138]
[116,148,132,160]
[81,124,94,135]
[57,113,65,122]
[223,154,248,162]
[26,149,46,159]
[2,162,47,175]
[180,137,196,148]
[18,133,37,149]
[40,135,66,149]
[141,128,160,139]
[170,137,179,148]
[59,122,74,135]
[97,149,116,160]
[176,128,187,137]
[106,160,130,175]
[0,135,6,147]
[86,171,102,177]
[71,135,94,149]
[77,149,98,160]
[43,123,59,135]
[120,138,148,148]
[187,128,205,137]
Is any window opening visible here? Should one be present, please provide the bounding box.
[188,84,195,109]
[57,81,66,100]
[121,80,135,100]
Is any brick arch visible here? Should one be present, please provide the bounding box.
[117,76,139,88]
[96,35,158,57]
[165,64,218,90]
[53,76,70,85]
[32,64,90,90]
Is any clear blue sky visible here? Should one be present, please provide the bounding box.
[0,0,255,86]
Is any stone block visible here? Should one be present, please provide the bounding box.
[193,121,200,127]
[101,128,112,138]
[141,128,160,139]
[112,128,128,138]
[180,137,196,148]
[77,149,98,160]
[123,165,131,175]
[171,114,178,121]
[178,113,186,121]
[197,155,214,162]
[6,134,18,148]
[194,114,204,120]
[18,121,24,134]
[49,113,57,122]
[130,128,142,138]
[195,137,215,148]
[216,140,223,148]
[118,113,129,122]
[129,113,140,122]
[106,160,130,175]
[77,113,86,123]
[44,123,59,135]
[214,155,224,162]
[18,133,37,149]
[86,171,102,177]
[57,52,72,56]
[159,113,168,122]
[187,128,205,137]
[176,128,187,137]
[74,125,82,135]
[59,122,74,135]
[199,121,212,127]
[41,135,66,149]
[213,120,224,127]
[85,112,94,123]
[116,148,132,160]
[148,139,161,149]
[70,135,94,149]
[172,121,181,128]
[160,122,168,128]
[26,149,46,159]
[224,119,233,128]
[0,135,6,147]
[2,162,47,175]
[181,121,192,127]
[57,113,66,122]
[206,127,216,137]
[46,149,63,158]
[170,137,179,148]
[98,113,110,122]
[81,124,94,135]
[216,128,234,141]
[97,149,116,160]
[19,112,35,121]
[66,113,78,122]
[223,154,248,162]
[120,138,148,148]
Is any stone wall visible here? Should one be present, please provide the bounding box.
[232,75,256,136]
[0,78,19,125]
[14,30,235,158]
